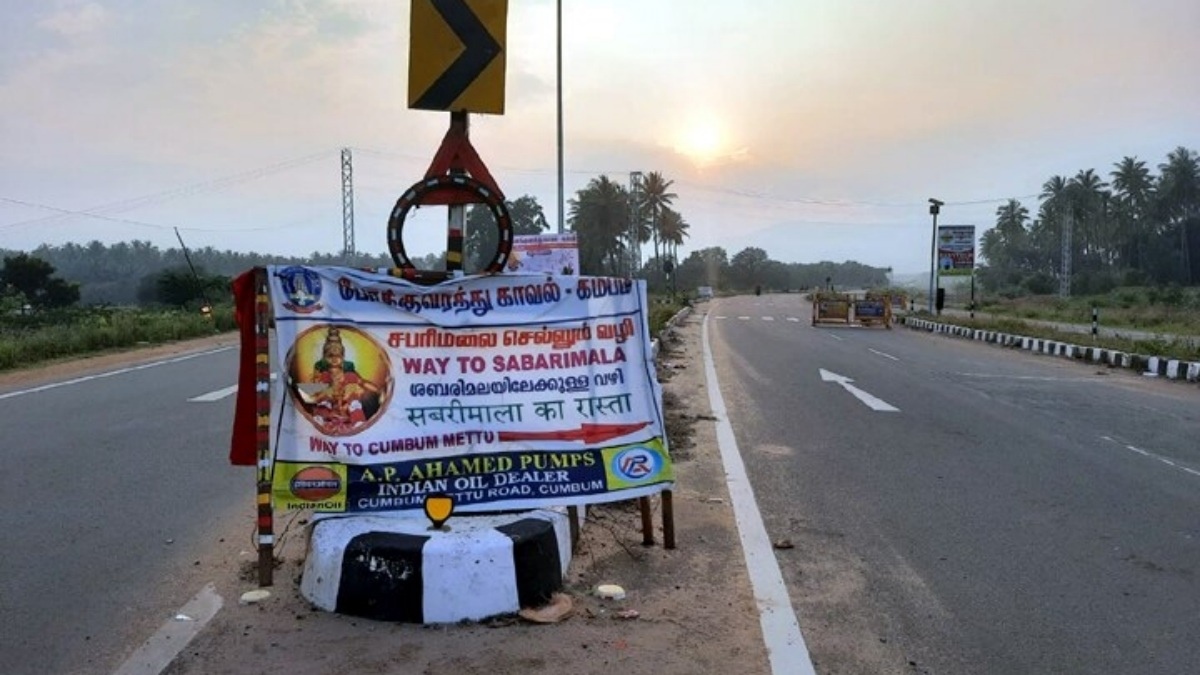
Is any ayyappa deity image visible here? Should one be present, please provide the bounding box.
[287,325,392,436]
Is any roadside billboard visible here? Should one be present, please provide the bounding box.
[937,225,976,276]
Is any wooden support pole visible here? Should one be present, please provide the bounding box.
[662,490,676,550]
[639,496,655,546]
[567,505,580,553]
[254,267,274,587]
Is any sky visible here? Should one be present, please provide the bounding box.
[1,0,1198,274]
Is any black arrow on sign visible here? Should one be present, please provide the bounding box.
[414,0,501,110]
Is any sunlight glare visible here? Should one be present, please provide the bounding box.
[674,115,727,166]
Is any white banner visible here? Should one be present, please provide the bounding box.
[504,233,579,275]
[266,266,672,515]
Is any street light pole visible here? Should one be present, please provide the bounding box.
[928,198,943,314]
[556,0,564,234]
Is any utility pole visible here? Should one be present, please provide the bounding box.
[448,112,468,276]
[628,171,642,276]
[928,198,943,313]
[341,148,355,259]
[556,0,564,234]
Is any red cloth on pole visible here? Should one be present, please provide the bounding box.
[229,269,260,466]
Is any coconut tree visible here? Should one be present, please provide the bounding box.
[1110,156,1155,269]
[1068,168,1111,267]
[1027,175,1071,273]
[1156,146,1200,283]
[639,171,676,264]
[658,207,690,269]
[568,176,630,275]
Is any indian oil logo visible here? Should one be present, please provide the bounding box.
[290,465,342,502]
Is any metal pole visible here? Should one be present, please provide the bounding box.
[1092,306,1098,341]
[448,111,468,276]
[970,272,976,319]
[556,0,564,234]
[928,199,942,314]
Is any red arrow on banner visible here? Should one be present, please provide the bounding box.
[499,422,651,444]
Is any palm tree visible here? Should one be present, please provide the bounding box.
[658,208,690,270]
[994,199,1029,241]
[568,176,630,275]
[1156,146,1200,283]
[1030,175,1071,274]
[989,199,1030,269]
[1039,175,1070,217]
[640,171,676,264]
[1068,168,1111,267]
[1110,156,1154,269]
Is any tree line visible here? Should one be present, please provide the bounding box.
[979,145,1200,295]
[3,168,889,308]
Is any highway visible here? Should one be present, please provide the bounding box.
[706,293,1200,674]
[2,294,1198,674]
[0,344,251,675]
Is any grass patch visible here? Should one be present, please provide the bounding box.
[922,314,1200,362]
[649,298,689,338]
[972,287,1200,336]
[0,305,236,372]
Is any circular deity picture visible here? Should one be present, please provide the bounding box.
[286,324,393,436]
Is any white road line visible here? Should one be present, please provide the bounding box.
[738,316,751,320]
[762,316,775,321]
[189,373,277,402]
[112,583,223,675]
[1100,437,1200,479]
[956,372,1095,382]
[819,369,900,412]
[786,317,800,322]
[0,347,235,401]
[702,315,817,675]
[868,348,900,361]
[188,385,239,402]
[827,333,845,342]
[715,315,728,320]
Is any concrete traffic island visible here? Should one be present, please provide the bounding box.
[300,510,574,623]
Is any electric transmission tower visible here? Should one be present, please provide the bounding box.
[341,148,355,259]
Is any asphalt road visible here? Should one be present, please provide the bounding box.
[706,293,1200,674]
[4,298,1198,675]
[0,345,251,675]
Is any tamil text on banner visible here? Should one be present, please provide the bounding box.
[264,266,670,516]
[937,225,976,276]
[504,233,579,275]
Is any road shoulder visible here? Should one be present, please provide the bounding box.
[161,311,773,675]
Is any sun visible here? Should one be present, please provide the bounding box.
[674,115,727,166]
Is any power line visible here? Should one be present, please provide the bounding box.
[0,149,336,230]
[350,146,1038,210]
[0,196,320,234]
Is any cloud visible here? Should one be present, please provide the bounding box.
[38,2,109,36]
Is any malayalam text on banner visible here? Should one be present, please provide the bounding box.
[265,266,672,516]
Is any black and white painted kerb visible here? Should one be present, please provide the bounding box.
[298,307,684,624]
[301,510,573,623]
[902,316,1200,382]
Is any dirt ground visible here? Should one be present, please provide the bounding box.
[129,312,778,675]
